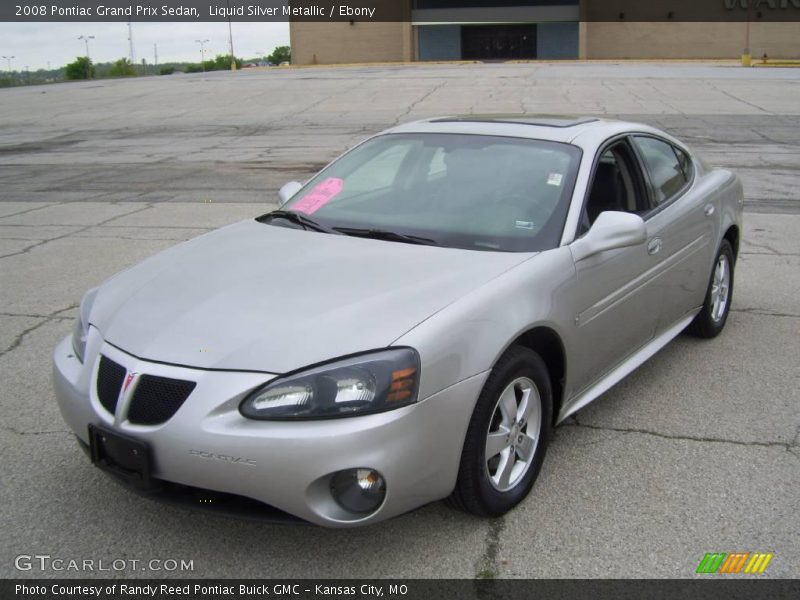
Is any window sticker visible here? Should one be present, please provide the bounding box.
[292,178,344,215]
[515,220,535,230]
[547,173,563,187]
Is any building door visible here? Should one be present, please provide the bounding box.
[461,24,537,60]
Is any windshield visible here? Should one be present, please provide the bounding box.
[279,133,581,252]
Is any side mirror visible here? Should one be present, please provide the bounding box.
[278,181,303,206]
[570,211,647,262]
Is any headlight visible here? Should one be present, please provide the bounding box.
[71,288,98,363]
[240,348,420,420]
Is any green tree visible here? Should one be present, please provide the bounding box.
[65,56,95,80]
[268,46,291,65]
[212,54,243,70]
[109,57,137,77]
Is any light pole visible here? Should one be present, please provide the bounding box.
[2,55,14,85]
[195,40,209,73]
[77,35,94,78]
[225,0,236,70]
[742,1,753,67]
[127,21,136,70]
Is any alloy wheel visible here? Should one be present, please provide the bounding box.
[710,254,731,322]
[484,377,542,492]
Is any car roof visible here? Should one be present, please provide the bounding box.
[385,115,664,147]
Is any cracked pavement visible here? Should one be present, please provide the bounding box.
[0,62,798,579]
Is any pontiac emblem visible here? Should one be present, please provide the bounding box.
[122,372,137,393]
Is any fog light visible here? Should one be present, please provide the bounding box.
[330,468,386,515]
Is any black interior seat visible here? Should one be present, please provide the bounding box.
[587,161,625,224]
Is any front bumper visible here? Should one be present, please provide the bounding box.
[53,330,487,527]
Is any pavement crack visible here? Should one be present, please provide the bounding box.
[1,425,71,437]
[475,516,505,579]
[711,84,771,115]
[567,417,794,451]
[0,204,155,260]
[741,240,783,255]
[0,304,78,358]
[0,202,59,220]
[740,251,800,258]
[74,234,192,242]
[731,308,800,319]
[0,311,73,320]
[0,223,213,231]
[394,81,446,125]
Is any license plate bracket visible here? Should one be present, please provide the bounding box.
[89,424,154,490]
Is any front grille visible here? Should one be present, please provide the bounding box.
[127,375,196,426]
[96,355,126,415]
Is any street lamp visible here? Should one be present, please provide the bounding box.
[78,35,94,78]
[195,39,209,73]
[225,0,236,70]
[1,55,14,85]
[78,35,94,59]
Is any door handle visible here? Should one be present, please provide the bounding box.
[647,238,662,255]
[704,204,715,217]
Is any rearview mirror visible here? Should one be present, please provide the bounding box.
[570,211,647,262]
[278,181,303,206]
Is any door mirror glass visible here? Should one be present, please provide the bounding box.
[571,211,647,262]
[278,181,303,206]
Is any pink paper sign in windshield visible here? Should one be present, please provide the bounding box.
[292,178,344,215]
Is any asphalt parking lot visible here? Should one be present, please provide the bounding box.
[0,62,798,579]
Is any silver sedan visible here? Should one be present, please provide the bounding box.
[53,116,743,527]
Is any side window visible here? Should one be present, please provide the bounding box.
[581,141,647,233]
[633,136,688,206]
[674,146,693,180]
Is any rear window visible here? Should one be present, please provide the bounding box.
[633,136,690,206]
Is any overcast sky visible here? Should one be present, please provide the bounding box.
[0,22,290,71]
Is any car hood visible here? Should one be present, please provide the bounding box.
[90,219,533,373]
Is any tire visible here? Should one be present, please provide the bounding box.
[687,239,735,339]
[448,346,552,517]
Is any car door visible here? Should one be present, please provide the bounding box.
[568,138,663,393]
[630,135,717,333]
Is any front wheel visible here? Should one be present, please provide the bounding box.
[448,346,552,517]
[687,239,735,338]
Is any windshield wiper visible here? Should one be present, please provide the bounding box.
[333,227,439,247]
[257,210,339,234]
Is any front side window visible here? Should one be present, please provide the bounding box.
[279,133,582,252]
[633,136,689,206]
[581,141,648,233]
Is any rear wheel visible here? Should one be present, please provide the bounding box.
[448,346,552,517]
[688,239,735,338]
